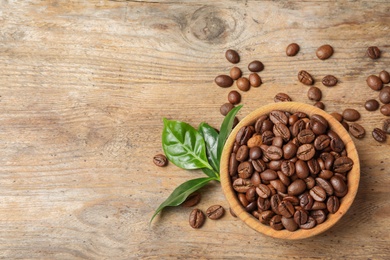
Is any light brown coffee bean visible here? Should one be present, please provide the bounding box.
[380,104,390,116]
[342,108,361,122]
[364,99,380,111]
[367,46,381,59]
[206,205,225,220]
[307,86,322,101]
[349,123,366,139]
[322,75,338,87]
[225,49,240,64]
[215,75,234,88]
[316,44,334,60]
[249,73,262,87]
[372,128,387,143]
[153,154,168,167]
[230,67,242,80]
[189,208,205,229]
[236,77,250,91]
[274,93,292,103]
[298,70,314,85]
[286,43,300,56]
[366,75,383,91]
[379,70,390,84]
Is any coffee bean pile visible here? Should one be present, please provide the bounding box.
[229,111,353,231]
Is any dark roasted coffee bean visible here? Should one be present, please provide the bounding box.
[342,108,361,122]
[318,169,334,180]
[304,176,316,190]
[349,123,365,139]
[300,216,316,229]
[153,154,168,167]
[372,128,387,142]
[238,193,249,207]
[254,115,268,133]
[229,153,238,176]
[341,121,349,131]
[322,75,338,87]
[333,156,354,173]
[311,114,329,129]
[272,136,284,148]
[261,120,274,134]
[273,123,291,142]
[286,43,300,56]
[283,195,300,206]
[268,159,283,171]
[238,161,254,179]
[270,215,284,230]
[379,70,390,84]
[312,201,327,210]
[257,197,271,211]
[215,75,234,88]
[236,145,249,162]
[297,144,315,161]
[181,192,201,207]
[314,134,331,151]
[266,145,283,160]
[278,200,295,218]
[236,77,250,91]
[314,101,325,110]
[270,110,289,125]
[297,129,315,144]
[310,186,327,202]
[298,70,314,85]
[366,75,383,91]
[262,130,275,145]
[299,192,314,210]
[249,146,262,160]
[251,172,261,186]
[320,152,334,170]
[249,73,262,87]
[294,208,308,225]
[230,66,242,80]
[281,216,298,231]
[283,142,298,160]
[248,60,264,72]
[367,46,381,59]
[364,99,380,111]
[281,160,295,176]
[270,194,283,214]
[236,126,254,145]
[307,158,321,175]
[288,179,306,196]
[259,210,275,224]
[246,187,257,202]
[383,119,390,134]
[379,86,390,104]
[310,209,327,224]
[292,119,306,136]
[260,169,278,181]
[271,179,287,194]
[327,196,340,213]
[233,178,253,193]
[330,112,343,122]
[310,121,327,136]
[289,114,299,126]
[295,160,310,179]
[189,208,205,228]
[307,86,322,101]
[245,201,257,212]
[381,104,390,116]
[330,175,347,194]
[220,103,234,116]
[228,90,241,104]
[256,184,272,198]
[316,44,333,60]
[252,159,267,173]
[225,49,240,64]
[274,93,292,102]
[206,205,225,220]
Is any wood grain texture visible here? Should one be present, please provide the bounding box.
[0,0,389,259]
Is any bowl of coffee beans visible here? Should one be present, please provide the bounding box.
[220,102,360,239]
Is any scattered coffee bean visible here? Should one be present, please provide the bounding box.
[286,43,300,56]
[367,46,381,59]
[316,44,334,60]
[379,70,390,84]
[248,60,264,72]
[228,90,241,104]
[189,208,205,229]
[249,73,262,87]
[181,192,201,207]
[322,75,338,87]
[225,49,240,64]
[236,77,250,91]
[349,123,365,139]
[342,108,360,122]
[298,70,314,85]
[366,75,383,91]
[330,112,343,122]
[274,93,292,103]
[379,86,390,104]
[383,119,390,134]
[380,104,390,116]
[206,205,225,220]
[215,75,234,88]
[230,67,242,80]
[372,128,387,143]
[307,86,322,101]
[153,154,168,167]
[364,99,380,111]
[220,103,234,116]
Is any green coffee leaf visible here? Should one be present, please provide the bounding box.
[198,122,219,173]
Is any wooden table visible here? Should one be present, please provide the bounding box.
[0,1,389,259]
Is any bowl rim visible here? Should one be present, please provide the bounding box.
[220,102,360,240]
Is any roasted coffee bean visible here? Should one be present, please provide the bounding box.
[330,175,347,195]
[314,101,325,110]
[271,179,287,194]
[281,160,295,176]
[295,160,310,179]
[229,153,238,176]
[236,77,250,91]
[245,201,257,212]
[299,192,314,210]
[153,154,168,167]
[349,123,366,139]
[260,169,278,181]
[236,126,254,145]
[225,49,240,64]
[379,87,390,104]
[228,90,241,104]
[292,119,306,136]
[318,169,334,180]
[342,108,360,122]
[181,192,201,207]
[311,121,327,135]
[310,209,327,224]
[311,114,329,129]
[249,146,262,160]
[328,134,345,153]
[283,142,298,160]
[381,104,390,116]
[300,216,316,229]
[289,114,299,126]
[312,201,327,210]
[274,93,292,102]
[307,158,321,175]
[220,103,234,116]
[320,152,334,170]
[261,120,274,134]
[230,67,242,80]
[304,176,316,190]
[322,75,338,87]
[297,144,315,161]
[270,215,284,230]
[270,110,289,125]
[307,86,322,101]
[248,60,264,72]
[206,205,225,220]
[259,210,275,224]
[256,184,272,198]
[372,128,387,142]
[215,75,234,88]
[254,115,268,133]
[379,70,390,84]
[288,179,306,196]
[247,134,262,148]
[229,207,237,218]
[298,129,316,144]
[333,156,354,173]
[273,123,291,142]
[262,130,275,145]
[316,44,334,60]
[238,193,249,207]
[294,208,308,225]
[257,197,271,211]
[367,46,381,59]
[233,178,253,193]
[272,136,284,148]
[238,161,253,179]
[286,43,300,56]
[268,159,282,171]
[341,121,349,131]
[278,200,295,218]
[327,196,340,213]
[270,194,283,214]
[251,172,261,186]
[330,112,343,122]
[314,134,331,150]
[189,209,205,228]
[298,70,314,85]
[310,186,327,202]
[383,119,390,134]
[364,99,380,111]
[266,145,283,160]
[366,75,383,91]
[252,159,267,172]
[281,216,298,231]
[283,195,300,206]
[236,145,249,162]
[249,73,262,87]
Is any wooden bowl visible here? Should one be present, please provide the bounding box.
[220,102,360,240]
